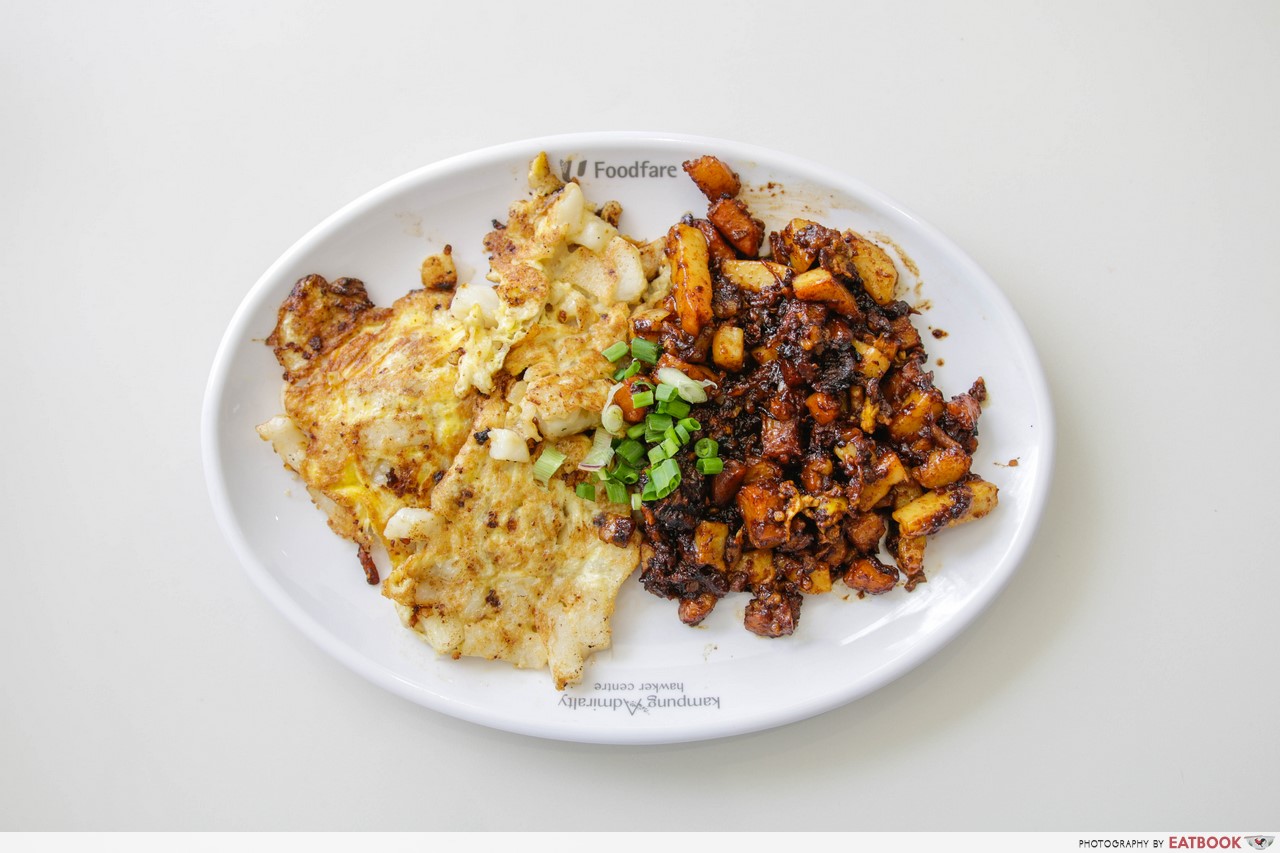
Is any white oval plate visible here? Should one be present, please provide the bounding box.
[203,132,1054,744]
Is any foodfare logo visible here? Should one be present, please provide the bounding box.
[1247,839,1274,851]
[559,158,679,181]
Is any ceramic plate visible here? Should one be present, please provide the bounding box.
[202,132,1054,744]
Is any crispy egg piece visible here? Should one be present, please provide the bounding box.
[260,275,474,565]
[473,172,652,441]
[383,394,639,689]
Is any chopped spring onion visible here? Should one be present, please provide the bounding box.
[616,439,645,466]
[645,413,673,432]
[655,366,717,404]
[604,480,628,504]
[674,424,691,444]
[655,383,679,403]
[678,417,701,432]
[651,458,682,497]
[601,382,626,435]
[576,483,597,501]
[533,447,567,483]
[631,337,661,364]
[611,463,639,484]
[659,437,680,459]
[578,429,615,471]
[613,359,642,381]
[601,341,629,362]
[631,493,643,511]
[647,444,668,465]
[694,437,719,458]
[626,422,647,440]
[601,404,625,436]
[640,479,658,502]
[630,390,654,409]
[696,457,725,475]
[659,398,691,419]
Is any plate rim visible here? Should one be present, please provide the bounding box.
[201,130,1056,744]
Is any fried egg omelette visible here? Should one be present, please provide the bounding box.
[259,274,475,571]
[383,394,637,689]
[259,155,656,686]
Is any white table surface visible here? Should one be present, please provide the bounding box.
[3,0,1276,831]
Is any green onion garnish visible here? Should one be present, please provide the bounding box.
[630,390,654,409]
[631,337,660,364]
[659,437,680,458]
[576,482,597,501]
[645,413,673,432]
[678,417,701,433]
[660,399,691,419]
[626,422,647,439]
[694,437,719,458]
[647,444,669,465]
[604,480,628,504]
[578,429,615,471]
[640,479,658,502]
[696,457,724,475]
[614,359,642,381]
[651,464,674,493]
[655,383,679,403]
[631,493,643,511]
[655,366,713,404]
[651,458,682,497]
[675,424,691,444]
[532,447,567,483]
[612,463,639,484]
[602,341,629,362]
[601,404,625,436]
[616,439,644,466]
